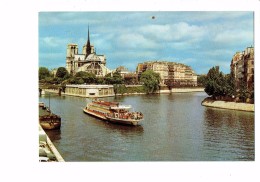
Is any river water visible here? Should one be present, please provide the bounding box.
[39,92,254,161]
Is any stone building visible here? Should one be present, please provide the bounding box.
[116,66,138,84]
[136,61,197,87]
[230,46,254,91]
[66,27,111,77]
[65,85,114,98]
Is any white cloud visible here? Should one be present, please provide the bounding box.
[203,49,234,57]
[213,30,253,45]
[116,33,158,49]
[40,37,69,48]
[139,22,206,42]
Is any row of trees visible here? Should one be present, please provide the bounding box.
[203,66,253,103]
[39,67,161,94]
[39,67,124,85]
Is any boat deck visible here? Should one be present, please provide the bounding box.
[39,105,51,116]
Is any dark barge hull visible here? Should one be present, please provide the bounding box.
[40,122,61,130]
[39,105,61,130]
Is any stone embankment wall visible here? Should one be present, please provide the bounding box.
[201,98,254,112]
[41,89,64,95]
[160,88,205,93]
[171,88,204,93]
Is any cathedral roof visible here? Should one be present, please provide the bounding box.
[86,53,101,62]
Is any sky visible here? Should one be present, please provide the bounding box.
[39,11,254,74]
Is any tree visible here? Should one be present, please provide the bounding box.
[238,80,249,102]
[224,74,236,98]
[140,70,161,94]
[104,72,123,84]
[75,71,96,84]
[204,66,226,99]
[56,67,69,79]
[197,74,207,87]
[39,67,50,80]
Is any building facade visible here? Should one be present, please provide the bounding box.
[230,46,254,91]
[116,66,138,84]
[136,61,197,87]
[66,27,111,77]
[65,85,114,98]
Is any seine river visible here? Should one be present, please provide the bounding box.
[39,92,254,161]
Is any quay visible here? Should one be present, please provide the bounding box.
[39,124,65,162]
[201,98,254,112]
[40,84,115,98]
[160,87,205,94]
[40,85,205,98]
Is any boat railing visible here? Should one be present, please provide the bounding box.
[111,105,132,110]
[106,111,143,120]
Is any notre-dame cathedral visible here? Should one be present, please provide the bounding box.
[66,27,111,77]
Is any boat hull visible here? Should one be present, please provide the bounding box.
[83,108,141,126]
[40,122,61,130]
[39,114,61,130]
[105,116,140,126]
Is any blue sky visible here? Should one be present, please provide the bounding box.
[39,12,253,74]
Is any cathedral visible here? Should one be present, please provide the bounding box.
[66,27,111,77]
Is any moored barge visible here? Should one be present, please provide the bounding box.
[39,102,61,130]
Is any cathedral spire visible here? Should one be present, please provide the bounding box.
[87,25,90,44]
[86,25,91,56]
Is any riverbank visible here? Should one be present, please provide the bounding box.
[39,125,65,162]
[201,97,254,112]
[159,87,204,93]
[41,86,205,97]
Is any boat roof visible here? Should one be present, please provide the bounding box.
[110,105,132,110]
[92,100,119,106]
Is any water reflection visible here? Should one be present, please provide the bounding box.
[203,108,254,160]
[45,130,61,142]
[103,122,144,135]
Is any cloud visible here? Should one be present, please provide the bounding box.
[40,36,69,48]
[139,22,206,42]
[213,30,253,45]
[116,33,158,50]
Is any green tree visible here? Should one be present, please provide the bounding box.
[75,71,96,84]
[204,66,226,99]
[96,77,105,84]
[238,80,249,102]
[104,72,123,84]
[224,74,236,98]
[56,67,70,80]
[39,67,50,80]
[140,70,161,94]
[197,74,207,87]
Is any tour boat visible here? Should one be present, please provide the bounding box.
[83,100,144,126]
